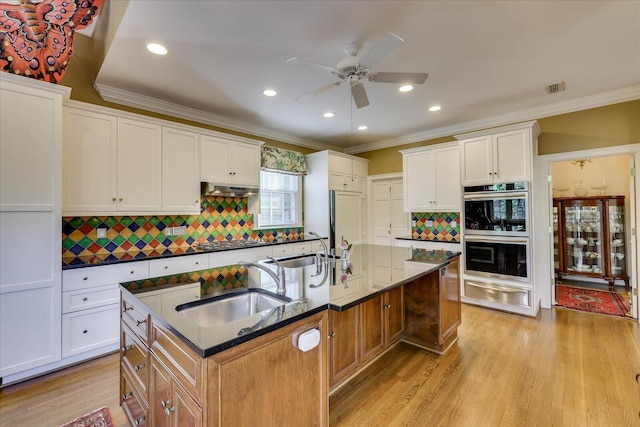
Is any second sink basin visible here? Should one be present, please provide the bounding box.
[176,290,291,328]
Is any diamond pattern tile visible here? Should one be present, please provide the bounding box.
[411,211,460,242]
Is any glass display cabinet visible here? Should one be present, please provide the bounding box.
[554,196,629,291]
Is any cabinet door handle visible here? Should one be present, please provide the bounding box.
[82,329,88,334]
[122,392,132,400]
[130,270,135,274]
[122,345,133,354]
[119,197,123,201]
[134,417,145,426]
[135,319,146,326]
[123,305,133,312]
[161,399,171,409]
[112,197,117,202]
[134,364,145,371]
[165,407,175,416]
[164,266,168,269]
[328,332,335,339]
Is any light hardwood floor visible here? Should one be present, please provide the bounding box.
[1,304,639,427]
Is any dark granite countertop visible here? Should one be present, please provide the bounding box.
[395,236,460,244]
[120,244,460,357]
[62,236,325,270]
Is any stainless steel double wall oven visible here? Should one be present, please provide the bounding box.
[462,182,531,307]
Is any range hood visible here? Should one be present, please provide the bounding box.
[201,182,259,198]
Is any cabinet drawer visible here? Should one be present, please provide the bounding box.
[62,284,120,314]
[464,280,531,307]
[148,254,208,278]
[122,293,151,343]
[293,242,312,255]
[273,244,294,258]
[63,261,149,291]
[121,366,148,427]
[122,323,149,396]
[62,304,120,357]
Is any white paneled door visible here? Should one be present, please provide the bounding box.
[371,177,409,246]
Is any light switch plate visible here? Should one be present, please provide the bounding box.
[451,220,457,228]
[97,228,107,239]
[173,226,187,235]
[411,220,417,227]
[164,227,173,236]
[425,220,433,227]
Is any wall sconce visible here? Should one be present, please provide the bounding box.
[570,158,592,169]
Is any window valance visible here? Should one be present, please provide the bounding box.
[260,146,308,175]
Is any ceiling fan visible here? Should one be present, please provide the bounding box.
[287,32,428,109]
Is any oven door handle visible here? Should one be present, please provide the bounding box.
[464,236,529,245]
[463,192,528,200]
[466,281,529,293]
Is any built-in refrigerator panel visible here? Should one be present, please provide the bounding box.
[330,190,362,252]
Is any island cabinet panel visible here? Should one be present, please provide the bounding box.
[206,311,328,427]
[404,258,461,354]
[328,306,360,387]
[150,356,202,427]
[384,286,405,344]
[121,365,148,427]
[360,296,385,364]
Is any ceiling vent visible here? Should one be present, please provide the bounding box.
[545,81,565,94]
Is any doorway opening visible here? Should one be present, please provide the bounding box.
[536,145,639,320]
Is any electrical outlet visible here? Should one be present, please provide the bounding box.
[164,227,173,236]
[411,220,417,227]
[451,220,457,228]
[425,220,433,227]
[97,228,107,239]
[173,226,187,235]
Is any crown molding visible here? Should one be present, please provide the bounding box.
[345,85,640,154]
[93,83,341,152]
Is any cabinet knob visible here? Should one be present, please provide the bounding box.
[119,197,123,201]
[135,319,146,326]
[328,332,335,339]
[123,305,133,312]
[134,417,145,426]
[161,400,171,409]
[82,297,88,302]
[122,392,132,401]
[134,364,145,371]
[83,276,88,281]
[164,266,168,269]
[122,345,133,354]
[195,261,199,265]
[83,329,88,334]
[165,407,175,416]
[130,270,135,274]
[112,197,117,202]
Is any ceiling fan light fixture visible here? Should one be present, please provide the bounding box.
[146,43,167,55]
[358,125,368,131]
[262,89,277,97]
[428,105,442,112]
[399,85,414,92]
[323,112,334,118]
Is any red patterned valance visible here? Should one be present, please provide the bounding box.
[0,0,103,83]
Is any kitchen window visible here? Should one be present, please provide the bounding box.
[256,171,302,229]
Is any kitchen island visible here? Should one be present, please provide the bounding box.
[119,244,460,426]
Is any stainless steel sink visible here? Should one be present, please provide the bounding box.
[176,290,291,328]
[265,254,318,269]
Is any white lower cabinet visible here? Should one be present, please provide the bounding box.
[62,304,121,357]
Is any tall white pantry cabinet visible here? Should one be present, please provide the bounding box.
[0,74,69,380]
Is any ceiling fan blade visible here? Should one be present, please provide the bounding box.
[351,83,369,109]
[286,57,342,76]
[369,72,429,85]
[294,81,342,101]
[359,32,404,69]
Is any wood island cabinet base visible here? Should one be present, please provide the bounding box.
[402,330,459,355]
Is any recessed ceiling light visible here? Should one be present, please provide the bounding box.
[263,89,277,97]
[323,112,334,118]
[399,85,414,92]
[428,105,442,112]
[146,43,167,55]
[358,125,368,131]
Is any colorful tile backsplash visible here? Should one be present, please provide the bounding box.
[62,196,303,258]
[411,212,460,242]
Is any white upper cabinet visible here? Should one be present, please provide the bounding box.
[199,134,261,186]
[401,142,460,212]
[327,153,367,191]
[63,108,118,212]
[457,121,540,186]
[162,127,200,213]
[117,118,163,211]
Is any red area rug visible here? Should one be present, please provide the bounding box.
[59,406,114,427]
[555,286,631,317]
